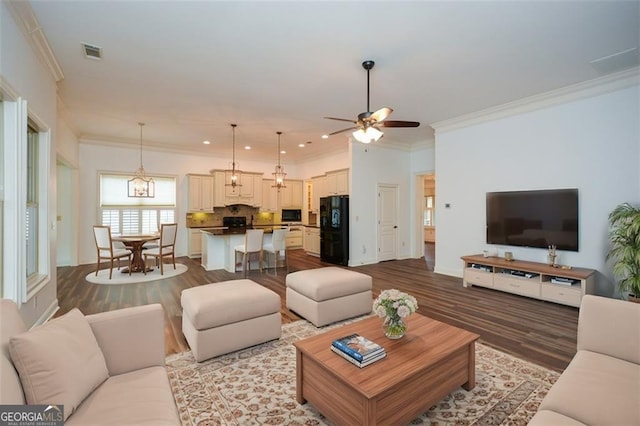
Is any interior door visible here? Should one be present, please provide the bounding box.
[377,184,398,262]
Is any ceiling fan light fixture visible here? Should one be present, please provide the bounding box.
[352,127,383,144]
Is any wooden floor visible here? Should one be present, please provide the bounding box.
[56,249,579,372]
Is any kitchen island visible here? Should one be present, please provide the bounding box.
[201,229,273,272]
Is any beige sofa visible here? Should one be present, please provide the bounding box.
[1,300,179,425]
[528,295,640,425]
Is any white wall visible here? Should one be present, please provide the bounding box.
[77,143,306,264]
[435,85,640,296]
[350,142,414,265]
[2,1,59,325]
[297,149,350,179]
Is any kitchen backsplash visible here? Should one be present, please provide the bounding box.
[186,205,262,228]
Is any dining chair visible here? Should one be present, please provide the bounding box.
[93,225,132,279]
[143,223,177,275]
[263,228,289,275]
[234,229,264,276]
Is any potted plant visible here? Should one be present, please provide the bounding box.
[607,203,640,302]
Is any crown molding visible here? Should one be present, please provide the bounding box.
[6,0,64,82]
[432,67,640,134]
[0,75,20,101]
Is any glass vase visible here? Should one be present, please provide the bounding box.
[383,315,407,339]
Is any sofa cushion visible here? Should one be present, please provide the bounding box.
[528,410,586,425]
[9,309,109,420]
[1,299,27,405]
[65,366,179,426]
[538,350,640,425]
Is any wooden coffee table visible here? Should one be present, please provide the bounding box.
[293,314,480,425]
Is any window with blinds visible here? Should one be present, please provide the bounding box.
[26,125,38,278]
[99,173,176,235]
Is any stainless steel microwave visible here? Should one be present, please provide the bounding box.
[281,209,302,222]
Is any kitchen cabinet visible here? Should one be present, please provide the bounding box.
[304,226,320,256]
[187,174,214,212]
[314,175,327,206]
[309,176,323,213]
[279,179,303,209]
[326,169,348,195]
[212,170,263,207]
[261,179,278,212]
[286,227,303,249]
[188,229,202,257]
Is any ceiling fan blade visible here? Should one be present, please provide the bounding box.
[379,120,421,128]
[328,126,358,136]
[370,107,393,123]
[324,116,357,123]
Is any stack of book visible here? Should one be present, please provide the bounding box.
[330,333,386,368]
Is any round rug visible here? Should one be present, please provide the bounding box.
[85,263,188,285]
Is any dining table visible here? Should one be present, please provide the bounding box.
[112,234,160,273]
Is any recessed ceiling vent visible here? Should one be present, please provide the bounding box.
[82,43,102,60]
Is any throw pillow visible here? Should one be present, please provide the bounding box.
[9,308,109,420]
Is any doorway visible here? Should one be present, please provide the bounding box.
[420,174,436,270]
[377,184,398,262]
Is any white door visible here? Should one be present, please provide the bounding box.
[377,184,398,261]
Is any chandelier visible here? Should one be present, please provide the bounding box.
[225,123,242,189]
[127,122,155,198]
[272,131,286,190]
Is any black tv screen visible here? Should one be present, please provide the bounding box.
[486,189,579,251]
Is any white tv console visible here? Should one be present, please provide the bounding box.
[461,254,595,308]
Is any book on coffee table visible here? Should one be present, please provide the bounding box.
[331,333,384,361]
[330,345,386,368]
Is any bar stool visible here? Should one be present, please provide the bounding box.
[263,228,289,275]
[234,229,264,276]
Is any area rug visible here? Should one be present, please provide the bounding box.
[85,263,188,285]
[166,319,559,425]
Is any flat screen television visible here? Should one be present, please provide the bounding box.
[486,189,579,251]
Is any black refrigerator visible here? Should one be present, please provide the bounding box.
[320,195,349,266]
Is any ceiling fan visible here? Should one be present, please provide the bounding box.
[325,60,420,143]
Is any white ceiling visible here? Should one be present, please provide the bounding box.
[27,0,639,164]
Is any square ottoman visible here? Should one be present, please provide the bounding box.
[286,267,372,327]
[181,279,281,362]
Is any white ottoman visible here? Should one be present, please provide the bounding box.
[181,279,281,362]
[286,267,372,327]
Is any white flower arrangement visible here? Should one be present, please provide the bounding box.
[373,289,418,319]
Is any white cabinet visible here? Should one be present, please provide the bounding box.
[187,174,214,212]
[280,179,303,209]
[261,179,278,212]
[286,227,303,249]
[212,170,262,206]
[188,229,202,258]
[326,169,348,195]
[304,227,320,256]
[309,177,323,213]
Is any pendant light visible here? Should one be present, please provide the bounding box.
[272,131,286,190]
[127,122,155,198]
[225,123,242,189]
